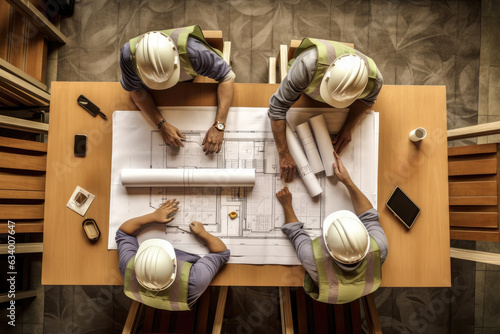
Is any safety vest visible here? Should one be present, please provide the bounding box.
[303,236,382,304]
[289,38,379,104]
[123,256,193,311]
[129,25,224,83]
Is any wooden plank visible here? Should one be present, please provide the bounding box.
[122,301,144,334]
[212,286,228,334]
[0,204,44,219]
[448,122,500,141]
[202,30,223,52]
[0,221,43,233]
[0,77,45,105]
[0,152,47,171]
[195,288,211,334]
[0,172,45,191]
[450,229,500,242]
[0,290,37,303]
[25,21,47,83]
[0,189,44,199]
[287,39,301,62]
[5,0,67,43]
[9,6,26,70]
[268,57,276,84]
[449,196,497,206]
[448,159,497,176]
[450,247,500,266]
[279,44,288,82]
[334,304,345,333]
[0,1,11,60]
[223,41,231,65]
[0,114,48,133]
[0,242,42,254]
[279,287,294,334]
[350,299,362,334]
[0,136,47,152]
[450,212,498,228]
[313,299,328,333]
[158,310,171,333]
[0,68,50,104]
[0,93,19,106]
[142,306,155,333]
[361,294,382,334]
[448,143,497,156]
[449,180,497,196]
[0,58,47,91]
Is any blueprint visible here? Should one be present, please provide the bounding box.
[108,107,378,265]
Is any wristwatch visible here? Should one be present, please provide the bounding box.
[213,121,225,131]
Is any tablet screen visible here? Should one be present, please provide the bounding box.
[386,187,421,228]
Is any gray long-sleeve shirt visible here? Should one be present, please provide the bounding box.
[120,36,234,92]
[281,208,388,284]
[268,47,384,120]
[116,229,230,305]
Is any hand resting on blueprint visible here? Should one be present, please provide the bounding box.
[332,151,352,185]
[160,122,186,148]
[275,187,299,224]
[202,126,224,154]
[150,199,180,224]
[189,221,227,253]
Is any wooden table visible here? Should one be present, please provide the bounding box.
[42,82,450,287]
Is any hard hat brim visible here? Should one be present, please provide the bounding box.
[140,64,180,91]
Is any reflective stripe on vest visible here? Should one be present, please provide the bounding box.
[289,38,378,104]
[123,256,192,311]
[303,235,382,304]
[129,25,224,84]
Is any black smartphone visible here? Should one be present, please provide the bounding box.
[74,134,87,157]
[386,187,421,229]
[77,95,106,119]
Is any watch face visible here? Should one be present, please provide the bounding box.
[216,123,225,130]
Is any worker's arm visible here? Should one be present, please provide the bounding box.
[130,89,185,148]
[189,221,227,253]
[202,78,234,154]
[118,199,179,235]
[333,151,373,215]
[332,100,371,154]
[271,120,296,183]
[275,187,299,224]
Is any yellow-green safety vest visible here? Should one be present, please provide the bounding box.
[289,38,379,104]
[303,235,382,304]
[123,256,193,311]
[129,25,224,84]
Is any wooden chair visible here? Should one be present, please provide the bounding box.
[122,286,228,334]
[269,40,355,84]
[193,30,231,84]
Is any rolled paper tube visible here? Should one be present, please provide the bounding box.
[285,123,323,197]
[309,114,335,176]
[295,121,324,174]
[121,168,255,187]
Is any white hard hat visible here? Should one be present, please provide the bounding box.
[135,31,180,90]
[135,239,177,291]
[319,54,369,108]
[322,210,370,271]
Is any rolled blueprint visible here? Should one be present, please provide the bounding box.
[121,168,255,187]
[310,114,335,176]
[286,123,323,197]
[295,121,324,174]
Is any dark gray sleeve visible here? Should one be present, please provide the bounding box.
[187,38,232,82]
[187,249,231,305]
[119,42,145,92]
[268,49,317,121]
[115,229,139,276]
[358,208,389,263]
[281,222,318,283]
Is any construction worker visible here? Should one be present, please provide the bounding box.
[269,39,383,182]
[116,199,229,310]
[275,152,388,304]
[120,25,235,154]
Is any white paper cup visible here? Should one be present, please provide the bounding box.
[409,127,427,142]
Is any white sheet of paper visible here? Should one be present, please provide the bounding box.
[109,107,378,265]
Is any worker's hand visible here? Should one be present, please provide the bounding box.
[202,126,224,154]
[333,151,352,185]
[160,122,186,148]
[332,126,352,154]
[189,221,206,235]
[279,151,297,183]
[275,187,293,209]
[151,199,179,224]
